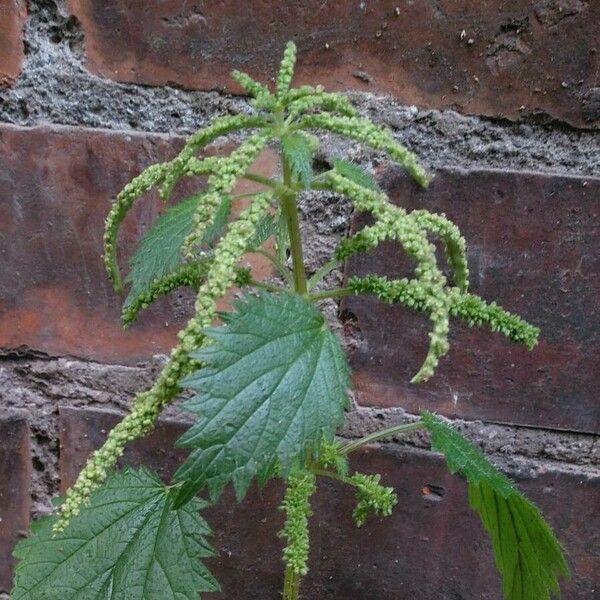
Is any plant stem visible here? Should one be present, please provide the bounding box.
[310,467,354,487]
[280,154,307,295]
[248,279,288,294]
[306,259,342,291]
[279,124,310,600]
[309,287,352,302]
[282,567,301,600]
[340,421,427,455]
[243,172,278,189]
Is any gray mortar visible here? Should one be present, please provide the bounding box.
[0,0,599,542]
[1,1,599,175]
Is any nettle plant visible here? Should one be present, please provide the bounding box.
[12,43,569,600]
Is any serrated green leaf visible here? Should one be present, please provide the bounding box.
[333,159,379,191]
[125,194,200,305]
[174,291,350,506]
[246,213,278,250]
[125,194,231,307]
[201,194,232,247]
[12,468,219,600]
[422,412,569,600]
[281,132,313,187]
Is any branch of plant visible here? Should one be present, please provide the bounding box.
[340,421,427,455]
[308,287,352,302]
[306,259,342,292]
[249,248,294,286]
[242,172,279,189]
[280,154,308,295]
[310,467,354,487]
[248,278,289,294]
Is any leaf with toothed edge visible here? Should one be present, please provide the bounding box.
[246,213,279,250]
[281,132,313,187]
[125,193,232,308]
[422,412,569,600]
[333,159,380,191]
[11,468,219,600]
[173,290,351,507]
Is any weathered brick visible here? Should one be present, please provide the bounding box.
[58,406,599,598]
[344,168,600,434]
[0,1,26,87]
[68,0,600,128]
[0,410,30,592]
[0,124,276,364]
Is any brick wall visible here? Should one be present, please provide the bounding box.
[0,2,599,598]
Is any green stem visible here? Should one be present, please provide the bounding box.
[282,567,301,600]
[306,259,342,292]
[341,421,426,455]
[248,279,288,294]
[243,171,279,189]
[309,287,352,302]
[310,467,354,486]
[279,117,310,600]
[280,154,307,295]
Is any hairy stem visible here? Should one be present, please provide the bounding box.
[341,421,426,455]
[280,134,309,600]
[280,154,307,295]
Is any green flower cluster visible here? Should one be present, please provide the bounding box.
[327,171,450,383]
[104,163,168,292]
[351,473,398,528]
[229,42,357,124]
[54,391,163,532]
[410,209,469,292]
[348,275,539,349]
[287,90,358,119]
[182,132,271,257]
[318,439,349,477]
[190,191,273,336]
[183,155,221,178]
[160,114,267,200]
[278,470,317,576]
[276,41,297,98]
[299,113,429,187]
[121,261,209,327]
[231,69,271,101]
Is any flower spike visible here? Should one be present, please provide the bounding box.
[276,41,298,98]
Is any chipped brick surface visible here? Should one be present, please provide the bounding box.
[58,406,599,598]
[0,411,30,591]
[344,168,600,434]
[0,1,26,87]
[68,0,600,127]
[0,124,275,364]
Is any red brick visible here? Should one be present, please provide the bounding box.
[58,406,599,598]
[0,124,276,364]
[344,168,600,434]
[68,1,600,128]
[0,0,26,86]
[0,410,30,592]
